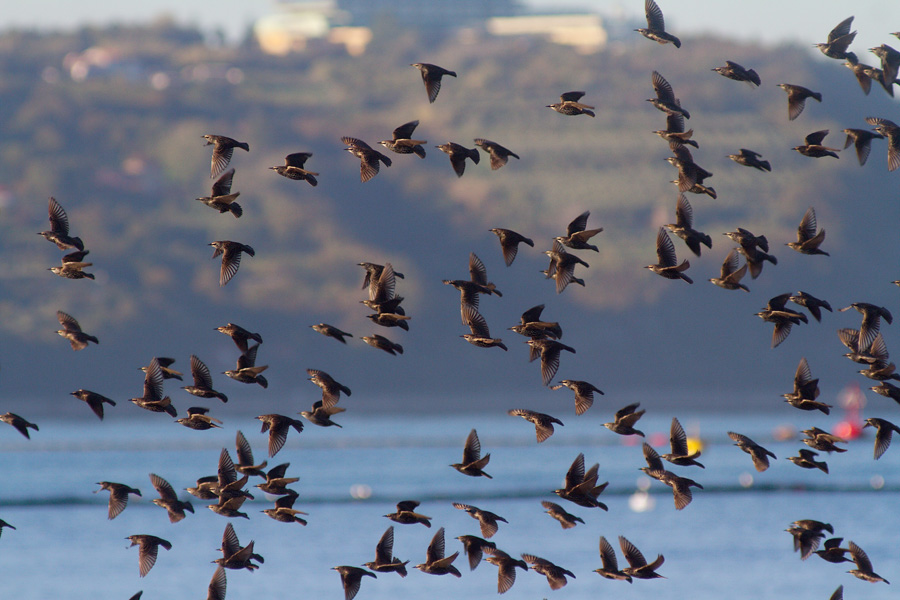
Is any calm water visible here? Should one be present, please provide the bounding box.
[1,409,898,599]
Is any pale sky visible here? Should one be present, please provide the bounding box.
[2,1,900,52]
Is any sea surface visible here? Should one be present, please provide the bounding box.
[1,408,898,599]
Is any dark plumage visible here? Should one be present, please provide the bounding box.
[864,417,900,459]
[723,227,776,279]
[727,148,770,171]
[652,111,697,148]
[648,71,689,119]
[556,210,603,252]
[553,452,608,509]
[379,120,427,158]
[310,323,353,344]
[332,566,376,600]
[474,138,519,170]
[635,0,680,48]
[782,357,830,414]
[787,449,828,473]
[482,547,528,594]
[0,412,39,439]
[234,430,267,477]
[269,152,318,186]
[384,500,431,528]
[645,227,692,283]
[489,228,534,266]
[815,16,857,62]
[461,305,507,351]
[839,302,893,353]
[522,553,576,590]
[216,323,262,353]
[130,358,177,417]
[363,526,409,578]
[712,61,760,86]
[452,502,508,538]
[547,91,595,117]
[507,408,563,443]
[307,368,351,408]
[728,431,776,471]
[203,134,249,178]
[95,481,141,520]
[793,129,839,158]
[619,536,665,579]
[527,338,576,386]
[55,310,98,350]
[450,429,492,478]
[662,417,704,467]
[149,473,193,523]
[411,63,456,103]
[709,248,749,292]
[756,293,808,348]
[865,116,900,171]
[777,84,822,120]
[415,527,461,576]
[541,500,584,529]
[210,241,254,286]
[544,239,590,293]
[787,207,828,256]
[256,414,304,457]
[842,128,883,166]
[126,534,172,577]
[299,400,345,428]
[182,355,228,403]
[436,142,479,177]
[71,389,116,420]
[549,379,603,415]
[38,197,83,250]
[665,194,711,257]
[196,168,242,217]
[223,343,268,388]
[789,291,831,322]
[360,334,403,355]
[342,136,392,182]
[175,406,223,431]
[847,541,889,583]
[595,536,632,582]
[456,535,495,571]
[603,403,645,437]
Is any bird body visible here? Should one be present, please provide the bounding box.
[269,152,318,186]
[635,0,680,48]
[436,142,479,177]
[203,134,249,178]
[411,63,456,103]
[547,91,595,117]
[197,168,242,216]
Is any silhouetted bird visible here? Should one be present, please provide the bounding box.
[453,503,508,538]
[595,536,632,582]
[782,357,829,414]
[646,227,692,283]
[789,291,831,322]
[482,547,528,593]
[489,228,534,266]
[379,120,426,158]
[847,541,889,583]
[603,403,645,437]
[556,210,603,252]
[550,379,603,415]
[864,417,900,459]
[474,138,519,170]
[871,381,900,404]
[865,116,900,171]
[777,84,822,120]
[54,310,97,351]
[635,0,680,48]
[547,91,595,117]
[363,526,409,578]
[508,409,563,443]
[411,63,456,103]
[256,414,304,457]
[197,168,242,217]
[842,128,883,165]
[665,194,711,257]
[71,389,115,420]
[95,482,141,520]
[207,567,226,600]
[130,358,176,417]
[39,197,83,250]
[554,452,608,509]
[126,534,172,577]
[269,152,318,186]
[793,130,839,158]
[787,449,828,473]
[436,142,479,177]
[342,136,391,182]
[619,536,665,579]
[360,334,403,355]
[815,16,857,62]
[332,566,375,600]
[709,248,749,292]
[451,429,492,478]
[149,473,193,522]
[415,527,461,576]
[216,323,262,353]
[456,535,495,571]
[210,241,254,286]
[712,61,760,86]
[786,522,828,559]
[0,519,15,539]
[787,207,828,256]
[223,343,268,388]
[180,355,227,403]
[814,538,852,563]
[727,148,771,171]
[203,135,249,178]
[728,431,776,471]
[541,500,584,529]
[384,500,431,528]
[649,71,690,119]
[0,412,38,439]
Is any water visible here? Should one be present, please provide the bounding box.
[1,409,897,599]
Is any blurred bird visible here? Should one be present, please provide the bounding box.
[39,197,84,251]
[814,538,852,564]
[777,84,822,120]
[483,547,528,594]
[507,408,564,443]
[863,417,900,459]
[149,473,193,522]
[756,293,808,348]
[665,194,711,257]
[793,130,839,159]
[845,60,874,95]
[256,414,304,457]
[126,534,171,577]
[709,248,749,292]
[207,567,226,600]
[55,311,97,350]
[712,61,760,86]
[869,44,900,93]
[842,128,883,166]
[216,323,262,353]
[332,566,375,600]
[815,16,857,62]
[652,112,698,148]
[0,519,15,539]
[550,379,603,416]
[203,134,249,178]
[522,553,576,590]
[196,168,242,217]
[299,400,345,428]
[269,152,318,186]
[360,334,403,355]
[210,241,254,287]
[619,536,665,579]
[474,138,519,170]
[453,503,508,538]
[546,91,595,117]
[49,254,94,280]
[71,389,116,420]
[176,406,223,431]
[411,63,456,103]
[310,323,353,344]
[384,500,431,528]
[307,368,351,408]
[802,427,847,453]
[544,240,590,294]
[645,227,692,283]
[95,481,141,520]
[789,291,832,322]
[847,541,889,583]
[541,500,584,529]
[839,302,893,353]
[594,536,632,582]
[728,431,776,471]
[865,116,900,171]
[0,412,38,439]
[489,228,534,266]
[635,0,680,47]
[554,452,608,509]
[456,535,496,571]
[527,339,576,386]
[261,490,307,524]
[603,403,646,437]
[450,429,492,478]
[727,148,771,171]
[415,527,461,576]
[787,449,828,473]
[379,120,427,158]
[787,207,828,256]
[667,144,712,192]
[724,227,776,279]
[786,521,829,560]
[342,136,392,182]
[648,71,690,119]
[782,357,830,414]
[645,467,703,510]
[436,142,480,177]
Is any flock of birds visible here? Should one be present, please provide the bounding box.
[3,1,900,599]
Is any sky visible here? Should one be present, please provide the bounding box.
[3,1,900,52]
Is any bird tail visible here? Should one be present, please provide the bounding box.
[469,148,480,164]
[238,142,250,152]
[230,203,243,218]
[584,109,596,118]
[256,376,268,389]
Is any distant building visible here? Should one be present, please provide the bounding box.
[487,14,607,54]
